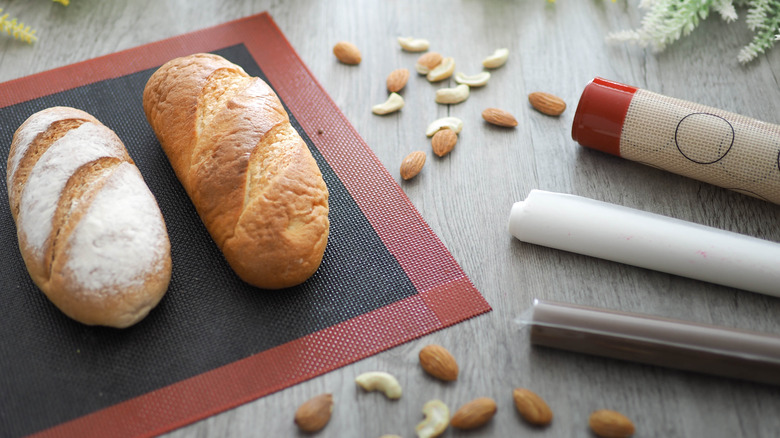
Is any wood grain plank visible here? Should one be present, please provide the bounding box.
[2,1,779,437]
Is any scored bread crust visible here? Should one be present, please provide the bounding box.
[142,53,329,289]
[7,107,172,328]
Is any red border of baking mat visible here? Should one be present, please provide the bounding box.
[3,12,490,438]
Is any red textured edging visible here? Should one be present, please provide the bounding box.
[8,13,490,438]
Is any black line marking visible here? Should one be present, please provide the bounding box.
[675,112,735,165]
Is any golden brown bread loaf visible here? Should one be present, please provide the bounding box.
[142,53,329,289]
[7,107,172,328]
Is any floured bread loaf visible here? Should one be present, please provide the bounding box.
[7,107,171,328]
[142,53,329,289]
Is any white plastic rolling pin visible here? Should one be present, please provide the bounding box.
[508,190,780,297]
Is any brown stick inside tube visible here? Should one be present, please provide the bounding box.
[528,300,780,386]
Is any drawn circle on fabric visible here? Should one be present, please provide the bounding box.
[675,113,734,164]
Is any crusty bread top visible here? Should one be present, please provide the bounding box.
[143,54,288,246]
[61,161,169,292]
[7,107,170,297]
[143,54,329,289]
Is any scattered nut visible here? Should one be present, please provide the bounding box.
[482,108,518,127]
[482,48,509,69]
[294,393,333,433]
[419,344,459,379]
[589,409,635,438]
[415,399,450,438]
[425,117,463,137]
[431,129,458,158]
[512,388,553,426]
[400,151,426,180]
[372,93,405,115]
[426,57,455,82]
[398,36,430,52]
[435,84,470,105]
[528,91,566,116]
[415,52,443,74]
[450,397,498,430]
[333,41,362,65]
[386,68,410,93]
[453,71,491,87]
[355,371,403,399]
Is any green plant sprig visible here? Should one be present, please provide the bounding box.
[0,8,38,44]
[1,0,70,44]
[608,0,780,64]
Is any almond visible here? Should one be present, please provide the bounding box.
[400,151,426,180]
[386,68,410,93]
[333,41,361,65]
[528,91,566,116]
[482,108,518,128]
[450,397,497,429]
[415,52,443,74]
[588,409,635,438]
[419,344,459,380]
[431,129,458,158]
[512,388,553,426]
[294,393,333,433]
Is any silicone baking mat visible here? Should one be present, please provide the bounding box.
[0,12,490,438]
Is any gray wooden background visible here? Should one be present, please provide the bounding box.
[2,1,779,437]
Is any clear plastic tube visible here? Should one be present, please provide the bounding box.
[518,299,780,386]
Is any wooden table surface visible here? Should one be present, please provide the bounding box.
[2,1,780,437]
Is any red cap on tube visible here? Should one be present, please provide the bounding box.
[571,78,638,156]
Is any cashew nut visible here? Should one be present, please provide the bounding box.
[425,117,463,137]
[355,371,402,399]
[372,93,405,115]
[454,71,491,87]
[426,57,455,82]
[398,36,430,52]
[435,84,470,105]
[482,48,509,69]
[416,399,450,438]
[415,63,432,75]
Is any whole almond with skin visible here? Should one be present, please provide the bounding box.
[419,344,459,380]
[512,388,553,426]
[386,68,410,93]
[415,51,443,74]
[431,129,458,158]
[294,393,333,433]
[333,41,361,65]
[400,151,426,180]
[482,108,518,128]
[589,409,635,438]
[528,91,566,116]
[450,397,497,429]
